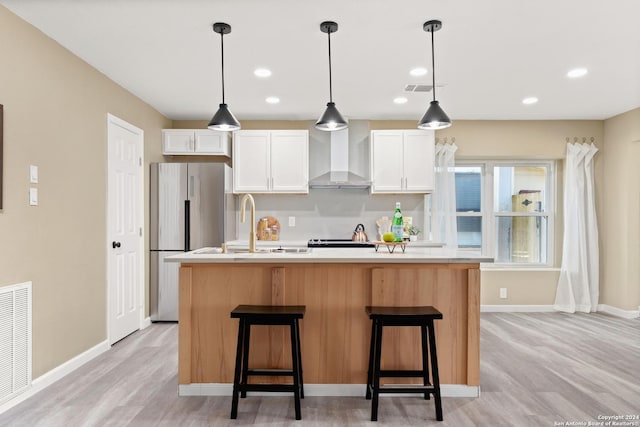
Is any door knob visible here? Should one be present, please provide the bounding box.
[112,241,121,249]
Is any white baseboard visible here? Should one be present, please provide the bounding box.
[140,317,152,329]
[481,305,555,312]
[597,304,640,319]
[482,304,639,319]
[0,339,110,415]
[178,383,479,398]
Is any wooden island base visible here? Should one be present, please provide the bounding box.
[178,262,480,396]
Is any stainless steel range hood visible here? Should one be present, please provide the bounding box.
[308,126,371,189]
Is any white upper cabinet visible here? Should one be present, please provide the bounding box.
[162,129,230,156]
[370,129,435,193]
[233,130,309,194]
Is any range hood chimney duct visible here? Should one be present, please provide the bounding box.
[308,127,371,189]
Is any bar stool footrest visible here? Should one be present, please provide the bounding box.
[379,369,427,378]
[246,369,294,376]
[238,384,299,393]
[373,385,437,394]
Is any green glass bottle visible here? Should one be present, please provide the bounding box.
[392,202,403,242]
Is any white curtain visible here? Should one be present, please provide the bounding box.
[554,143,599,313]
[431,143,458,249]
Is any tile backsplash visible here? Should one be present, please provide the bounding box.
[235,190,427,241]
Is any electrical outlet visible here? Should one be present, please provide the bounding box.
[288,216,295,227]
[499,288,507,299]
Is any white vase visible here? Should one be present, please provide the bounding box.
[409,235,418,242]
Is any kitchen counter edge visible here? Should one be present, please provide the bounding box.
[166,248,493,264]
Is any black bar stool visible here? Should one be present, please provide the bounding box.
[230,305,305,420]
[365,305,443,422]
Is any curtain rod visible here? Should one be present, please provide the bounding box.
[565,137,595,143]
[435,137,456,144]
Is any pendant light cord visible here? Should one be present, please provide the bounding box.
[431,29,436,102]
[220,31,226,104]
[327,29,333,103]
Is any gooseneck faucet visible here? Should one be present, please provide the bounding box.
[240,193,256,253]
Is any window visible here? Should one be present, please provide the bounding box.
[453,161,555,266]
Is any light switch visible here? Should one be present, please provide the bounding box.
[30,165,39,183]
[29,188,38,206]
[288,216,296,227]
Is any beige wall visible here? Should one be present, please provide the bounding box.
[602,108,640,311]
[0,6,169,378]
[481,270,560,305]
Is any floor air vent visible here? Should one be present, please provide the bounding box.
[0,282,32,404]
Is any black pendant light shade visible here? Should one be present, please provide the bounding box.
[208,22,240,131]
[418,20,451,130]
[419,100,451,130]
[208,103,240,131]
[316,102,348,131]
[316,21,348,131]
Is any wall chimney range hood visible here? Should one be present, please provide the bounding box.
[308,128,371,189]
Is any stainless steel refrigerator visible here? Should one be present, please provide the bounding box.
[150,162,235,321]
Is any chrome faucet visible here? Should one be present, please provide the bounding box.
[240,193,256,253]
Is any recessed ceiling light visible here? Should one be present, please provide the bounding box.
[393,97,408,104]
[522,97,538,105]
[567,68,588,78]
[410,67,428,77]
[254,68,272,78]
[265,96,280,104]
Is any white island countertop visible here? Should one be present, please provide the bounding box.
[165,246,493,264]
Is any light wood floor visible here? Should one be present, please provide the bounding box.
[0,313,638,426]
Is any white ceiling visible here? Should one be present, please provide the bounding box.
[2,0,639,122]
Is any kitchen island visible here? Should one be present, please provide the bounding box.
[167,247,492,397]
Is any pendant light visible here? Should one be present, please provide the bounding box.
[208,22,241,131]
[418,20,452,130]
[316,21,348,131]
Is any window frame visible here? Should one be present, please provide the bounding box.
[454,160,556,268]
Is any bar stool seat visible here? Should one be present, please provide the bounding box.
[365,305,444,422]
[230,304,305,420]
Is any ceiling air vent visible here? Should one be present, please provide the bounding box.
[404,84,433,92]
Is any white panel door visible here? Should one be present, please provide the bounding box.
[371,131,404,193]
[233,131,270,192]
[270,130,308,192]
[108,114,143,345]
[403,130,435,192]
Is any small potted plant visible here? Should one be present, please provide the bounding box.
[407,225,421,242]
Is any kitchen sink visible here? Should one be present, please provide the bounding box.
[267,247,311,254]
[191,246,311,255]
[225,248,270,254]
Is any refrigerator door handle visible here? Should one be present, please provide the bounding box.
[184,200,191,252]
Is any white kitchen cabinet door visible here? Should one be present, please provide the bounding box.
[370,129,435,194]
[233,131,271,192]
[162,129,230,156]
[233,130,309,194]
[371,130,404,192]
[270,131,308,192]
[194,130,230,155]
[403,130,435,192]
[162,130,194,154]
